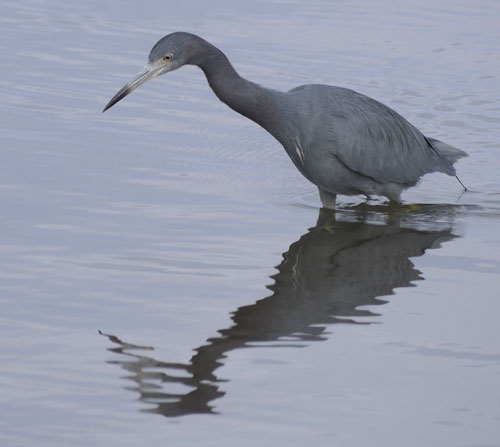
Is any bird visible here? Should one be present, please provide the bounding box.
[103,32,468,209]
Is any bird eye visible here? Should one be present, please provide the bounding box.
[163,53,173,62]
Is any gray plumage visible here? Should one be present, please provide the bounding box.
[104,32,468,208]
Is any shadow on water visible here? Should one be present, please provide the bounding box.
[100,204,461,417]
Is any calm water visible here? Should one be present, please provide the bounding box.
[1,0,500,445]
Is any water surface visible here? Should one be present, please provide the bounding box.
[1,1,500,446]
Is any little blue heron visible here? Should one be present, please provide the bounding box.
[104,32,468,208]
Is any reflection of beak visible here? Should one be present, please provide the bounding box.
[103,63,164,112]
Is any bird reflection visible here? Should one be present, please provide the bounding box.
[101,205,458,417]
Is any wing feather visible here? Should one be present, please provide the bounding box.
[289,85,450,185]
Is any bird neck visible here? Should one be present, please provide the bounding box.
[196,45,285,134]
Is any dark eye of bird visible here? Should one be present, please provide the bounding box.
[163,55,172,61]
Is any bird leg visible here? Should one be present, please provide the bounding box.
[318,188,337,209]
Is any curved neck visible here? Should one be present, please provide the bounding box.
[195,45,286,135]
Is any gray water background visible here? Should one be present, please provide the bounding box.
[1,0,500,445]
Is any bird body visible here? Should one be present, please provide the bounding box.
[281,85,462,200]
[104,32,468,208]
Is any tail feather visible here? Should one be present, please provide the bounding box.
[426,137,469,164]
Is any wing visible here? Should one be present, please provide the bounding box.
[288,85,450,185]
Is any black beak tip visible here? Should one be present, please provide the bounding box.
[102,87,131,113]
[103,98,118,113]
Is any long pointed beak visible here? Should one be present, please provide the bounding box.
[103,64,164,112]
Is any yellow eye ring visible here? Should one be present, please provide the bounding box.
[163,53,173,62]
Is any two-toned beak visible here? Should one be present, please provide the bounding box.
[103,63,165,112]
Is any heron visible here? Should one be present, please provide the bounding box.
[104,32,468,209]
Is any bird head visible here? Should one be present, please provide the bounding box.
[103,32,206,112]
